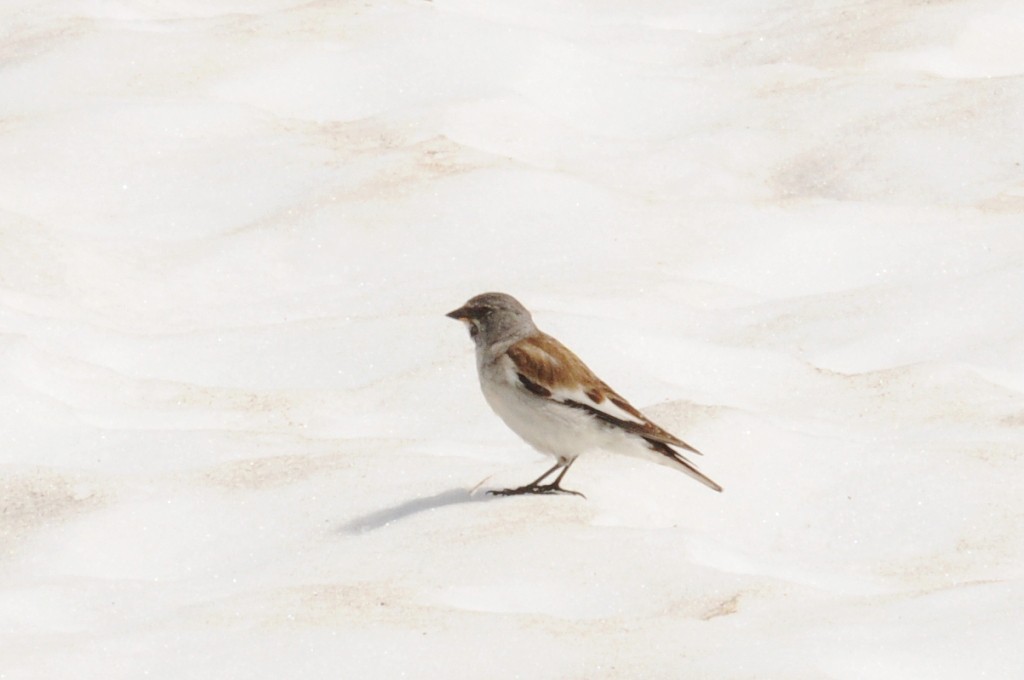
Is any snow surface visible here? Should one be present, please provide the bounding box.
[2,0,1023,678]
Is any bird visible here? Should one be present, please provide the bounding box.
[446,292,722,497]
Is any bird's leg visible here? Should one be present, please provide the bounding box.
[548,462,577,490]
[488,462,560,496]
[535,460,585,497]
[489,459,585,498]
[523,461,564,487]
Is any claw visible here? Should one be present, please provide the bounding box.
[487,483,586,499]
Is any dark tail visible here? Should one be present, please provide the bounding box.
[648,441,723,492]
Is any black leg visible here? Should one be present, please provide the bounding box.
[549,461,574,488]
[488,458,585,498]
[524,461,563,487]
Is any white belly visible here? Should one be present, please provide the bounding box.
[478,354,628,463]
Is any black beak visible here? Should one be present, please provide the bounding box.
[446,305,470,320]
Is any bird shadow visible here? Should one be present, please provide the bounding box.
[339,487,500,533]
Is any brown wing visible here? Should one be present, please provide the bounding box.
[506,333,703,455]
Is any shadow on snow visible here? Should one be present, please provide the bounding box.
[339,487,500,533]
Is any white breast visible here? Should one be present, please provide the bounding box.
[476,352,624,463]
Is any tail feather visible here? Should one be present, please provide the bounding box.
[648,441,723,492]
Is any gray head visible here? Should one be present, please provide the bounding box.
[446,292,537,349]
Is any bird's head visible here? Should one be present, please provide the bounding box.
[446,292,536,348]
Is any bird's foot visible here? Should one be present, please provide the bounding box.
[488,483,586,499]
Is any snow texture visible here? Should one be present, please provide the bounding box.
[1,0,1023,678]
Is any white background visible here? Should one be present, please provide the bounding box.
[1,0,1023,677]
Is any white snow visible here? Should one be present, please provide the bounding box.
[2,0,1023,677]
